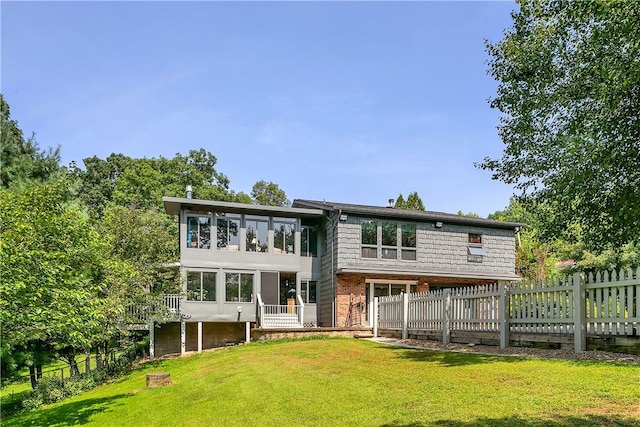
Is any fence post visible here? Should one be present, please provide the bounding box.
[498,282,510,349]
[573,272,586,352]
[373,297,379,337]
[402,292,409,339]
[180,320,186,355]
[443,289,451,345]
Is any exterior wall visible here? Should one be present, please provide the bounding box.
[335,273,430,327]
[334,216,515,277]
[154,321,246,357]
[318,218,335,327]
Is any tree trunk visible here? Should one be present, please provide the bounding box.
[29,365,37,389]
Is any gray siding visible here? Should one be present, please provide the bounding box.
[335,216,516,277]
[318,218,335,327]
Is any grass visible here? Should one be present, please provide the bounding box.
[2,338,639,426]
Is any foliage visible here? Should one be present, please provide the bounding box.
[3,339,639,426]
[480,0,640,249]
[73,149,244,216]
[250,180,290,207]
[394,191,425,210]
[0,181,110,377]
[457,210,481,218]
[0,94,62,188]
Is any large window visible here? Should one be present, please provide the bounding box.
[245,216,269,252]
[381,221,398,259]
[187,214,211,249]
[401,223,417,260]
[300,226,318,257]
[225,273,254,302]
[361,220,378,258]
[273,217,295,254]
[467,233,484,263]
[279,272,297,304]
[186,271,216,301]
[301,280,317,304]
[216,214,240,251]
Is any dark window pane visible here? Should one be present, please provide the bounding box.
[401,224,416,248]
[240,274,254,302]
[401,249,417,261]
[362,247,377,258]
[186,271,200,301]
[381,222,397,246]
[382,248,397,259]
[308,281,317,303]
[202,272,216,301]
[468,233,482,244]
[226,273,240,302]
[361,220,377,245]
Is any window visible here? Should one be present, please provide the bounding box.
[186,271,216,301]
[273,217,296,254]
[216,214,240,251]
[300,280,317,304]
[468,233,482,244]
[187,214,211,249]
[401,223,417,260]
[300,226,318,257]
[279,272,297,304]
[361,220,378,258]
[381,221,398,259]
[468,233,483,263]
[225,273,254,302]
[245,216,269,252]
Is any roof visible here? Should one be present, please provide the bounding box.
[292,199,524,230]
[163,197,324,218]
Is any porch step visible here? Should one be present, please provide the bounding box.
[354,333,374,339]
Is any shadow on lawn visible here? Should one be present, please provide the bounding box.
[4,394,130,427]
[381,414,639,427]
[383,346,522,366]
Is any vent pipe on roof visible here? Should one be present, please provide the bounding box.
[387,198,394,208]
[186,185,193,199]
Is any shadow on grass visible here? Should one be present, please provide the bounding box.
[381,414,639,427]
[3,394,130,427]
[381,345,523,366]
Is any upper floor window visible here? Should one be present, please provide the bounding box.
[401,223,417,261]
[186,271,216,301]
[381,221,398,259]
[245,215,269,252]
[300,226,318,257]
[467,233,484,262]
[187,214,211,249]
[217,214,240,251]
[273,217,296,254]
[361,220,377,258]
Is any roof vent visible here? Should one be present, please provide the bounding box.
[185,185,193,199]
[387,198,394,208]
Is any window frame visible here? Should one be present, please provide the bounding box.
[186,212,212,249]
[225,272,255,303]
[361,219,378,258]
[186,270,217,302]
[300,280,317,304]
[273,217,296,255]
[245,215,269,253]
[467,233,484,263]
[216,213,241,251]
[300,226,318,257]
[400,223,417,261]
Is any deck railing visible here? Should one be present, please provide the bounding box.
[126,294,183,325]
[257,294,305,328]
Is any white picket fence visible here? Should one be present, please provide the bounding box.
[376,269,640,352]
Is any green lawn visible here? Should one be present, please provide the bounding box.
[3,338,639,426]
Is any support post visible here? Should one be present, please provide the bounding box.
[180,321,186,355]
[443,289,451,345]
[402,292,409,339]
[573,272,586,353]
[85,355,91,374]
[197,321,203,353]
[498,282,510,349]
[372,297,379,337]
[149,321,155,362]
[245,321,251,343]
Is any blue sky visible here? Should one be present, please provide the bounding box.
[2,1,517,217]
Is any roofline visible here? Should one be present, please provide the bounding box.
[163,197,325,218]
[292,199,524,230]
[337,266,521,281]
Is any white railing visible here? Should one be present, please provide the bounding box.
[126,294,183,324]
[376,268,640,352]
[257,294,305,328]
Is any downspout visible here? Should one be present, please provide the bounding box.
[331,209,342,327]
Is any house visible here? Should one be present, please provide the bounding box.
[152,196,522,357]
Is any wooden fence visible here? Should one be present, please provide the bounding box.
[376,269,640,352]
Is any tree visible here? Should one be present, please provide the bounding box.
[251,180,290,207]
[0,94,61,188]
[0,181,109,380]
[74,149,244,216]
[457,211,481,218]
[479,1,640,248]
[394,192,425,210]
